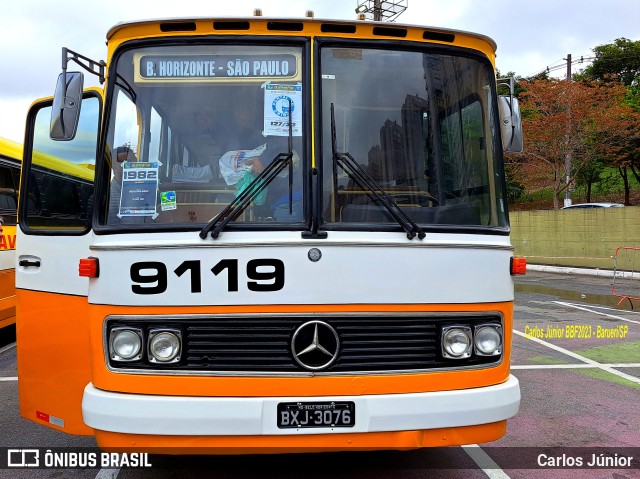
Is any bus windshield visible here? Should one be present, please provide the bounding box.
[102,43,305,227]
[320,46,507,229]
[102,41,507,232]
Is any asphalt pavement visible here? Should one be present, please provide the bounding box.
[0,270,638,479]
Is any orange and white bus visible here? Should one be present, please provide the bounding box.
[17,13,524,452]
[0,137,20,330]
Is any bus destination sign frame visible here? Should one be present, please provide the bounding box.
[136,54,299,82]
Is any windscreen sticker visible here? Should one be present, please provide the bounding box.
[263,84,302,137]
[119,162,159,219]
[160,191,177,211]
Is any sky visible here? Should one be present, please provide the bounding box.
[0,0,638,144]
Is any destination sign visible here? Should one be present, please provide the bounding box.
[138,54,298,80]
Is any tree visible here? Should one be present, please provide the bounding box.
[581,38,640,204]
[626,83,640,111]
[503,154,526,203]
[520,78,599,208]
[496,70,527,97]
[583,38,640,87]
[573,154,606,203]
[606,119,640,205]
[518,77,640,208]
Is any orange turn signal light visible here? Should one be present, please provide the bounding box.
[79,257,99,278]
[510,257,526,275]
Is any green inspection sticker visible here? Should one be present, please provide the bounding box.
[160,191,177,211]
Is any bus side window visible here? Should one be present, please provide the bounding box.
[23,96,98,231]
[0,164,18,225]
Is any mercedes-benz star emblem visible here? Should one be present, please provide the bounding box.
[291,321,340,371]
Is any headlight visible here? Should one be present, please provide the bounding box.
[110,328,142,361]
[442,326,472,359]
[148,330,181,363]
[474,325,502,356]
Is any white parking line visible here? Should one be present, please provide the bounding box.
[512,363,640,369]
[513,330,640,384]
[95,468,120,479]
[564,303,640,315]
[553,301,640,325]
[0,377,18,381]
[0,342,16,354]
[462,444,511,479]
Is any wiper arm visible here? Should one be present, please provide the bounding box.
[335,152,425,240]
[286,98,293,215]
[199,152,292,239]
[200,99,295,240]
[330,104,425,240]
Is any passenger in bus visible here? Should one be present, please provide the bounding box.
[215,91,303,221]
[243,154,303,222]
[116,145,137,164]
[213,92,266,155]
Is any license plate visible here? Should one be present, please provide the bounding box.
[277,401,355,428]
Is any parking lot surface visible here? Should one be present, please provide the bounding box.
[0,270,638,478]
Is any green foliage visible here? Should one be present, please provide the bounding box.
[496,70,526,97]
[573,166,640,199]
[504,163,525,202]
[513,167,640,207]
[583,38,640,87]
[517,188,554,204]
[626,83,640,111]
[500,39,640,209]
[574,156,606,192]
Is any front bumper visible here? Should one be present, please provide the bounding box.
[82,375,520,436]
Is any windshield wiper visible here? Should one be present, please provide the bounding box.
[330,104,425,240]
[199,152,292,239]
[200,100,294,240]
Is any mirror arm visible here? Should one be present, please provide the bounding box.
[62,47,106,84]
[497,76,515,113]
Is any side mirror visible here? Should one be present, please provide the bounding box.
[50,72,84,141]
[498,95,523,153]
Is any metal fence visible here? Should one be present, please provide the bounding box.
[612,247,640,306]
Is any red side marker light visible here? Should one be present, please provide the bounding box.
[79,257,99,278]
[36,410,50,422]
[510,257,526,275]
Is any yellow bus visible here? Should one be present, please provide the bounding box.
[0,136,91,331]
[0,137,20,330]
[17,13,524,452]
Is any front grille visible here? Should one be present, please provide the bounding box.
[107,315,502,374]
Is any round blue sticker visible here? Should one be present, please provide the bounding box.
[272,95,294,117]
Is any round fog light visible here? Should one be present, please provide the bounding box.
[475,326,502,355]
[149,332,181,362]
[111,329,142,360]
[442,327,472,358]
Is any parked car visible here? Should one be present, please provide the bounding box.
[561,203,624,209]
